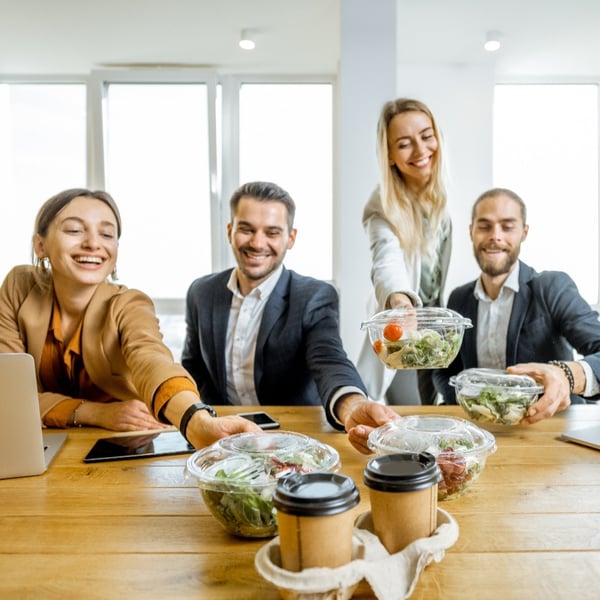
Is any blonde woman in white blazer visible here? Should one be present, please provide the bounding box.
[357,98,452,405]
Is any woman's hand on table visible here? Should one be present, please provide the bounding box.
[507,362,574,423]
[337,395,397,454]
[79,399,171,431]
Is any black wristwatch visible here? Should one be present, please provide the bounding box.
[180,402,217,443]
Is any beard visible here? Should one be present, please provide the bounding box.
[474,244,520,277]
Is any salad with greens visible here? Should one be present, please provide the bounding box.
[377,328,462,369]
[189,435,340,538]
[458,388,538,425]
[368,416,496,501]
[433,438,482,501]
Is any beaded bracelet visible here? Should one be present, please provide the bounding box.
[548,360,574,392]
[70,400,85,428]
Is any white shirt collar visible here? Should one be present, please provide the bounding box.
[474,261,520,301]
[226,264,284,300]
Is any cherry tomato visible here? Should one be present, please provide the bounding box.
[372,339,383,354]
[383,322,403,342]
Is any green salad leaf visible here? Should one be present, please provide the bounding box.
[201,466,277,538]
[459,387,536,425]
[381,329,461,369]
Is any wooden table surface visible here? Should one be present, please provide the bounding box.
[1,404,599,599]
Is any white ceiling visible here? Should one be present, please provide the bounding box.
[0,0,599,78]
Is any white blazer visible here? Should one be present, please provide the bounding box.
[357,188,452,403]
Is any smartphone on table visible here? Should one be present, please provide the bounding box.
[237,411,280,430]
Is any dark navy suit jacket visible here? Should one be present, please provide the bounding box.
[433,261,600,404]
[181,267,367,430]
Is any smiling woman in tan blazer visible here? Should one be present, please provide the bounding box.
[0,188,259,447]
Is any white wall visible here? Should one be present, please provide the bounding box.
[336,1,495,361]
[337,0,397,361]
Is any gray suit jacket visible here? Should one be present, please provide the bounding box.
[433,261,600,404]
[181,267,367,430]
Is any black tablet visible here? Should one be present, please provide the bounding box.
[83,430,194,463]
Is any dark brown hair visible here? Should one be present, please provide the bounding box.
[230,181,296,230]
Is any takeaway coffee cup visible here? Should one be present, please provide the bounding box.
[363,452,441,554]
[272,472,360,572]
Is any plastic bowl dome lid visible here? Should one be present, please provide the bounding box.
[361,307,472,329]
[367,415,496,457]
[450,368,543,394]
[185,431,340,487]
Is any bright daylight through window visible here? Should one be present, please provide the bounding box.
[239,83,333,281]
[493,83,599,305]
[0,83,86,280]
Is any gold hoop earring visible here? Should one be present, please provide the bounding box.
[40,257,51,273]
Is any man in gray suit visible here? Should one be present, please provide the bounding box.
[182,181,396,452]
[433,188,600,422]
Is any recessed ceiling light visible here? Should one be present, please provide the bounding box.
[484,30,502,52]
[239,29,256,50]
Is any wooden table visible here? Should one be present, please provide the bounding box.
[1,405,599,599]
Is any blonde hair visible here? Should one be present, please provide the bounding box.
[377,98,448,260]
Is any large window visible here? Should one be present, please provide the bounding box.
[0,83,86,280]
[493,84,599,304]
[104,83,213,298]
[1,73,334,357]
[239,83,333,280]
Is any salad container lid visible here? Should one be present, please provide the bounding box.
[185,431,341,489]
[450,368,543,394]
[367,415,496,458]
[361,307,472,329]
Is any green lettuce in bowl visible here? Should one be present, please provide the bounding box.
[185,431,340,538]
[451,368,543,425]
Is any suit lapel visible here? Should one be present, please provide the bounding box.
[211,276,233,395]
[255,269,290,385]
[460,287,479,366]
[506,261,533,365]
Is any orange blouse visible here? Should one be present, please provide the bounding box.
[41,301,195,427]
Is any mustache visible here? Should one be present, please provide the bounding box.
[240,245,273,256]
[479,244,508,252]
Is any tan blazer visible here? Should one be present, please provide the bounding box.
[0,265,195,418]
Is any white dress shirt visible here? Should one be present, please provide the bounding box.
[475,264,520,369]
[225,266,283,406]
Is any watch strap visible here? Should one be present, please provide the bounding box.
[180,402,217,443]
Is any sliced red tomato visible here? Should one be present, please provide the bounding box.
[372,339,383,354]
[383,322,403,342]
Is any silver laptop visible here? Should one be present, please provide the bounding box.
[0,353,67,479]
[561,425,600,451]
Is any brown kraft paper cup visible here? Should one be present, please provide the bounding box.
[364,452,441,554]
[272,472,360,572]
[276,509,356,571]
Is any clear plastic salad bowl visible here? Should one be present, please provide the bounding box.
[361,307,472,370]
[450,368,544,425]
[185,431,340,538]
[367,416,496,501]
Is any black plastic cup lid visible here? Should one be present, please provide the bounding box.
[363,452,441,492]
[272,472,360,516]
